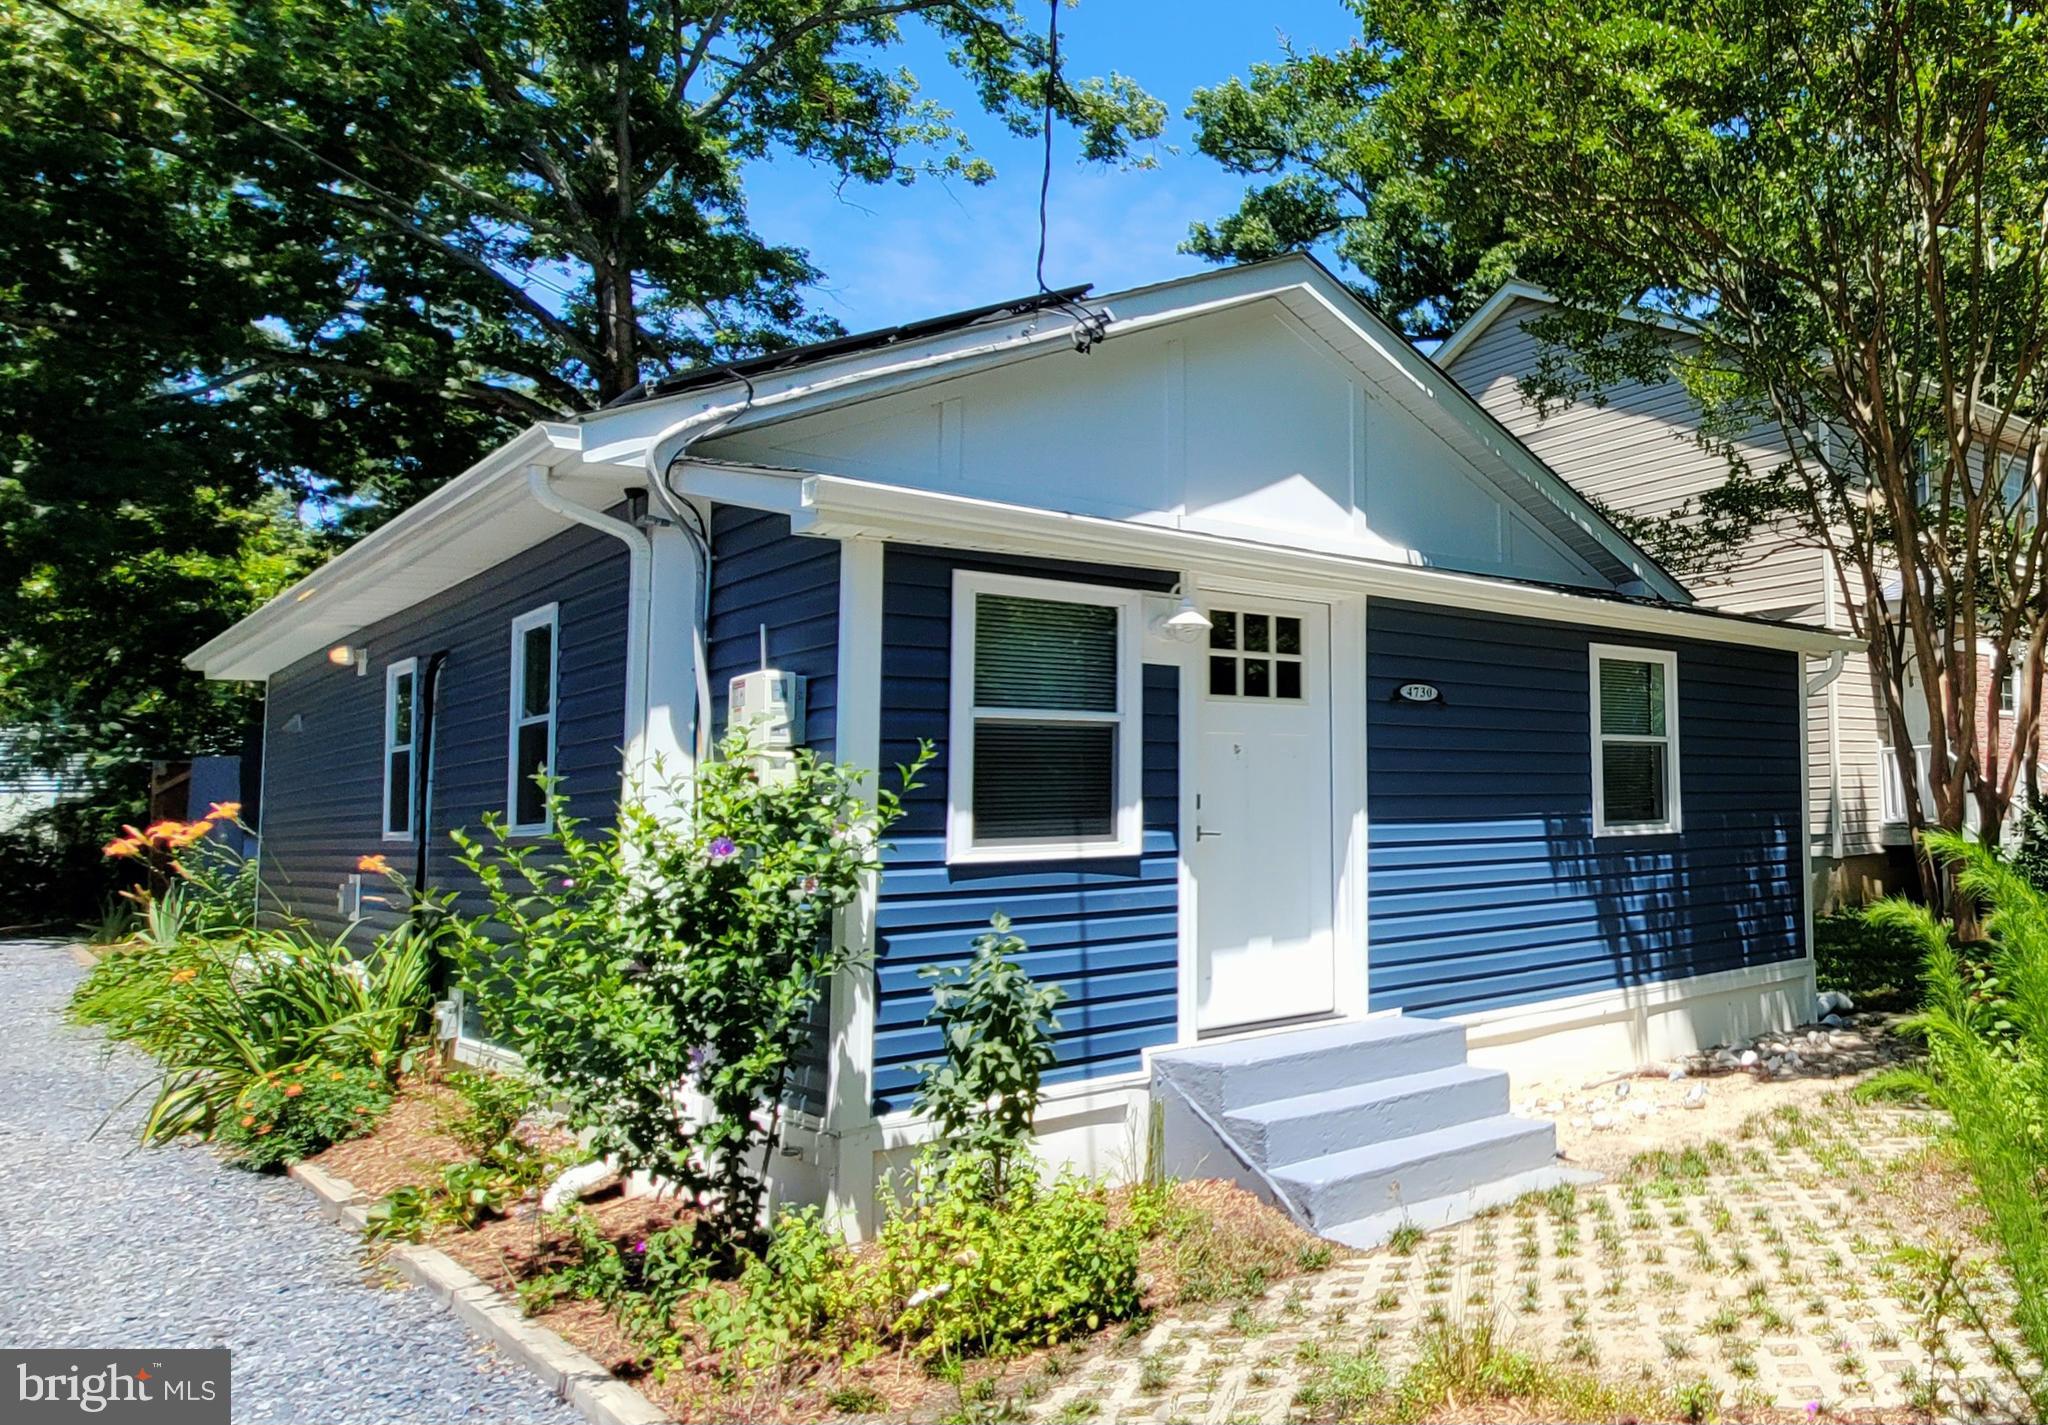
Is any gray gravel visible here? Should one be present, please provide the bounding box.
[0,939,584,1425]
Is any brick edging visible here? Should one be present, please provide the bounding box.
[288,1161,671,1425]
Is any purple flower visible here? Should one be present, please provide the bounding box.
[787,874,820,903]
[632,1239,647,1255]
[559,877,577,889]
[705,835,738,864]
[687,1043,718,1076]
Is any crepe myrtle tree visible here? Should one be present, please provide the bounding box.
[448,734,930,1255]
[1192,0,2048,897]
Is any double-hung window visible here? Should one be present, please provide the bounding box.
[507,604,559,833]
[382,658,419,841]
[1590,643,1681,836]
[947,571,1142,863]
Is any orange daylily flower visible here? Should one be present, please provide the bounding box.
[103,838,142,858]
[168,967,198,984]
[205,801,242,821]
[283,1083,303,1098]
[241,1115,257,1128]
[142,820,184,842]
[356,853,391,875]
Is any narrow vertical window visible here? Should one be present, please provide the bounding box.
[1590,644,1681,836]
[507,604,559,833]
[382,658,419,840]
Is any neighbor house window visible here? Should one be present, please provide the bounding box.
[507,604,559,833]
[947,571,1142,863]
[1590,643,1681,836]
[382,658,419,841]
[2001,665,2017,715]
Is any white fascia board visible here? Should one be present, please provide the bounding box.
[776,470,1859,656]
[188,423,585,680]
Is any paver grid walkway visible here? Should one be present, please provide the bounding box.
[1032,1103,2024,1424]
[0,939,579,1425]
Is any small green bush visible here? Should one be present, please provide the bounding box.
[439,1068,538,1154]
[217,1060,391,1170]
[1862,831,2048,1419]
[856,1165,1143,1358]
[914,913,1065,1199]
[1815,906,1927,1009]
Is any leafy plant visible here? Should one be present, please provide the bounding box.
[439,1068,539,1155]
[913,914,1065,1198]
[1860,830,2048,1418]
[449,733,930,1258]
[71,915,436,1145]
[217,1060,390,1171]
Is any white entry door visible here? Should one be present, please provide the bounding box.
[1193,597,1337,1032]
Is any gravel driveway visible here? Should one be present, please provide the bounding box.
[0,939,583,1425]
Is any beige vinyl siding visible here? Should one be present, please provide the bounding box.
[1443,297,1887,853]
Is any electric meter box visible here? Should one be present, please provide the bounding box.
[729,668,807,749]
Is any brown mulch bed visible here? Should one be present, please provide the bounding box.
[311,1075,1337,1421]
[309,1073,473,1197]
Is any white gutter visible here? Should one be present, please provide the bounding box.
[526,466,653,791]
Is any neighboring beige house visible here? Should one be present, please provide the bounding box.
[1437,283,1914,906]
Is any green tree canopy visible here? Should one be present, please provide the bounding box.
[1190,0,2048,867]
[1,0,1161,773]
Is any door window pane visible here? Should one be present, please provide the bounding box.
[514,721,550,826]
[1209,656,1237,696]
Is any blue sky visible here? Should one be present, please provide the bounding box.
[737,2,1360,333]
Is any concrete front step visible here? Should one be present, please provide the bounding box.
[1321,1164,1602,1250]
[1153,1015,1470,1116]
[1272,1113,1559,1228]
[1223,1062,1511,1167]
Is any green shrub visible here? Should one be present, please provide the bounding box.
[70,919,435,1145]
[913,913,1065,1199]
[856,1165,1143,1358]
[448,734,930,1257]
[1815,906,1926,1009]
[217,1060,390,1170]
[439,1068,538,1155]
[1861,831,2048,1418]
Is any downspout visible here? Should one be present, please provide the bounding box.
[410,647,451,994]
[1807,650,1847,696]
[526,465,654,796]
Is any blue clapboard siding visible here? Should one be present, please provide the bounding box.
[708,507,838,758]
[260,521,629,945]
[1366,599,1803,1017]
[702,507,842,1121]
[871,546,1180,1114]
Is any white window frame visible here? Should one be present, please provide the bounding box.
[946,570,1144,865]
[506,603,560,835]
[2000,665,2017,715]
[381,657,419,842]
[1589,642,1683,837]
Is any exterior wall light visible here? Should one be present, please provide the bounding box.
[1150,594,1214,644]
[327,644,368,676]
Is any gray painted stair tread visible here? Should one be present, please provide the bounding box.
[1274,1113,1556,1189]
[1152,1015,1461,1068]
[1226,1062,1508,1138]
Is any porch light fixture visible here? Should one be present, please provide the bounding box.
[1151,595,1214,644]
[327,644,368,676]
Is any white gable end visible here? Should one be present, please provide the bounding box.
[703,296,1608,588]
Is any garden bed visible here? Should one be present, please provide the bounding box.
[309,1074,1338,1423]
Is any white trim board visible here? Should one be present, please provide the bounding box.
[687,463,1857,656]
